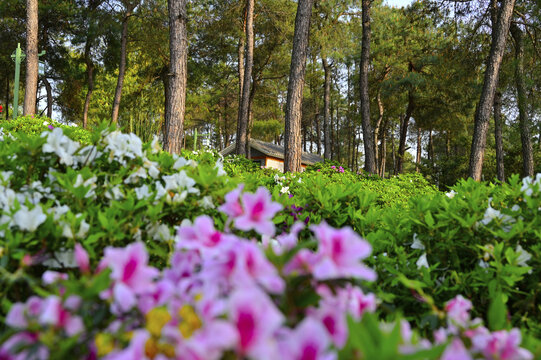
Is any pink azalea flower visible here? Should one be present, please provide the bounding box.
[39,296,84,336]
[339,285,377,320]
[228,287,284,359]
[218,184,244,218]
[102,330,149,360]
[445,295,472,328]
[234,187,282,236]
[441,338,473,360]
[6,297,44,328]
[308,291,348,348]
[209,239,285,294]
[0,332,49,360]
[100,242,159,312]
[279,317,336,360]
[309,222,376,281]
[179,320,238,360]
[272,222,305,255]
[74,243,90,273]
[42,270,68,285]
[472,328,533,360]
[283,248,319,276]
[177,215,226,254]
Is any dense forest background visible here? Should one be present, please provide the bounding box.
[1,0,540,187]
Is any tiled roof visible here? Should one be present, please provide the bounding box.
[221,139,323,165]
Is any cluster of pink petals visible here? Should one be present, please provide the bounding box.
[1,187,535,360]
[219,185,282,236]
[99,242,160,312]
[285,221,376,282]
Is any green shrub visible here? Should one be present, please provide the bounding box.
[0,115,93,144]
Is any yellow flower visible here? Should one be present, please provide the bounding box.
[178,304,202,338]
[146,307,172,337]
[95,333,115,357]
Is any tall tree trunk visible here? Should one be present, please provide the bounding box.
[235,0,253,156]
[82,41,95,129]
[397,92,414,173]
[236,11,245,149]
[380,120,387,177]
[428,129,434,169]
[246,79,256,157]
[285,0,313,172]
[23,0,39,116]
[315,101,321,155]
[161,66,170,132]
[391,121,396,175]
[359,0,376,173]
[43,78,53,118]
[5,76,9,120]
[493,90,505,182]
[374,87,384,171]
[111,2,136,124]
[416,127,421,173]
[322,57,332,159]
[510,23,534,177]
[469,0,515,180]
[163,0,187,154]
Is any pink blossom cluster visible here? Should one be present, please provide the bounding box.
[0,187,534,360]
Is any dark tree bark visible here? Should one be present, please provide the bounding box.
[391,121,396,175]
[493,90,505,182]
[315,101,321,155]
[43,78,53,119]
[23,0,39,116]
[428,128,434,169]
[468,0,515,180]
[416,127,421,173]
[246,79,256,157]
[111,1,137,124]
[359,0,376,173]
[284,0,313,172]
[397,92,414,173]
[5,76,9,120]
[163,0,187,154]
[510,23,534,177]
[82,41,95,129]
[236,13,245,150]
[322,57,332,159]
[236,0,253,156]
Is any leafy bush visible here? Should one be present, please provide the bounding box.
[0,115,93,144]
[0,127,540,359]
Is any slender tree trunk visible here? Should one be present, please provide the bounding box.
[392,120,397,175]
[284,0,313,172]
[374,87,384,171]
[163,0,187,154]
[83,41,95,129]
[469,0,515,180]
[43,78,53,118]
[397,92,414,173]
[428,129,434,168]
[380,120,387,177]
[5,76,10,120]
[322,57,332,159]
[493,90,505,182]
[236,13,245,147]
[510,23,534,177]
[111,2,136,124]
[235,0,253,156]
[359,0,376,173]
[416,127,421,173]
[23,0,39,116]
[246,79,256,157]
[315,102,321,155]
[161,66,170,132]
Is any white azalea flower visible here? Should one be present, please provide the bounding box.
[124,167,148,184]
[411,233,425,250]
[42,128,80,166]
[515,244,532,268]
[150,136,161,154]
[143,157,160,179]
[521,174,541,197]
[135,185,152,200]
[416,253,429,269]
[105,185,124,201]
[280,186,289,194]
[478,260,490,269]
[198,195,215,209]
[13,205,47,232]
[104,131,143,164]
[215,159,227,177]
[445,190,456,199]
